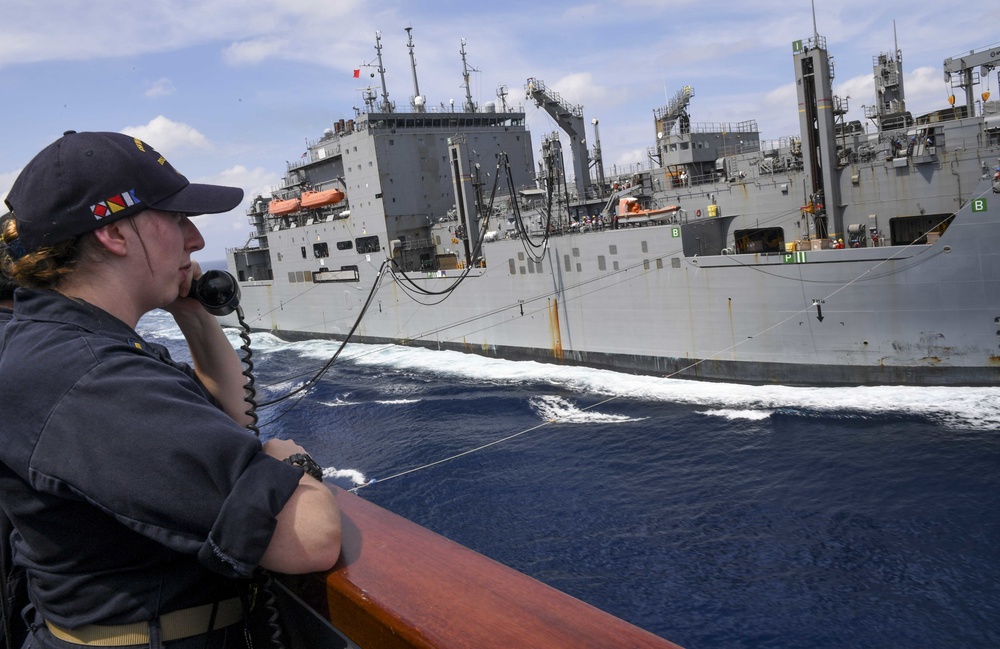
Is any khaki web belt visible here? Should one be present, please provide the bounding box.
[44,597,243,646]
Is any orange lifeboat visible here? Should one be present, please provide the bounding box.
[617,197,679,223]
[300,189,345,210]
[268,197,300,216]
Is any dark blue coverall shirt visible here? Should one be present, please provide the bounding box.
[0,289,302,630]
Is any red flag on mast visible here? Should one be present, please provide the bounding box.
[353,69,360,78]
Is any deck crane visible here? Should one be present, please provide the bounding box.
[525,78,593,200]
[943,44,1000,117]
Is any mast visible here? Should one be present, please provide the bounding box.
[375,31,393,112]
[460,39,477,113]
[405,26,425,112]
[811,0,819,40]
[497,85,510,112]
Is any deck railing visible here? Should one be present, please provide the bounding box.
[281,486,684,649]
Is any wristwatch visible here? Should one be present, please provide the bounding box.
[283,453,324,482]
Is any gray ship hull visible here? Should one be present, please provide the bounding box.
[230,178,1000,386]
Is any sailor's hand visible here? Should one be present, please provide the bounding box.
[163,260,206,317]
[263,438,309,461]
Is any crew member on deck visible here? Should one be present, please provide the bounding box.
[0,131,341,649]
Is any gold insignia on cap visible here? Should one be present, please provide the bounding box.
[133,138,146,152]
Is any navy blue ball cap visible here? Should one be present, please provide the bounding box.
[4,130,244,254]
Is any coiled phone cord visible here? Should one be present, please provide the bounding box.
[233,304,260,437]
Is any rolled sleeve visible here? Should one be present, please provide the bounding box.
[200,455,302,577]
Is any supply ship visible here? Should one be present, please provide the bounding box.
[225,28,1000,386]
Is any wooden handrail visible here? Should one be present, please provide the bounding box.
[283,486,683,649]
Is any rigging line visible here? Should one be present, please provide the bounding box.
[352,418,556,492]
[236,280,323,328]
[256,260,389,410]
[384,228,488,303]
[507,153,553,261]
[387,222,489,300]
[379,154,552,315]
[383,152,505,302]
[256,390,308,428]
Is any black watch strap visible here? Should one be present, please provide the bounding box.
[283,453,324,482]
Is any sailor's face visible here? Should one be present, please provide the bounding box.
[131,209,205,303]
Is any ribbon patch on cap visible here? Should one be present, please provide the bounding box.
[91,189,140,220]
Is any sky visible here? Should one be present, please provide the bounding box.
[1,0,996,262]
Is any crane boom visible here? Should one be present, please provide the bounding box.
[525,78,593,200]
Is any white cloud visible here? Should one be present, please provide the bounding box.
[0,0,366,66]
[189,164,283,262]
[758,83,801,139]
[903,65,951,113]
[120,117,211,156]
[550,72,607,109]
[222,39,287,66]
[209,164,281,202]
[144,78,176,99]
[611,146,652,169]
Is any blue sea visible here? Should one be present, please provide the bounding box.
[139,310,1000,649]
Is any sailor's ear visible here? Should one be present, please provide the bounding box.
[91,219,131,257]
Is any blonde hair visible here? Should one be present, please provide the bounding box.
[0,216,90,289]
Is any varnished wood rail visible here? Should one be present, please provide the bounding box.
[282,486,683,649]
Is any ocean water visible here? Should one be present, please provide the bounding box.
[139,311,1000,649]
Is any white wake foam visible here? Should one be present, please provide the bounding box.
[324,467,366,486]
[698,408,774,421]
[336,344,1000,430]
[137,311,1000,431]
[529,395,645,424]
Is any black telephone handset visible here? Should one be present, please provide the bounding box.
[190,270,241,316]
